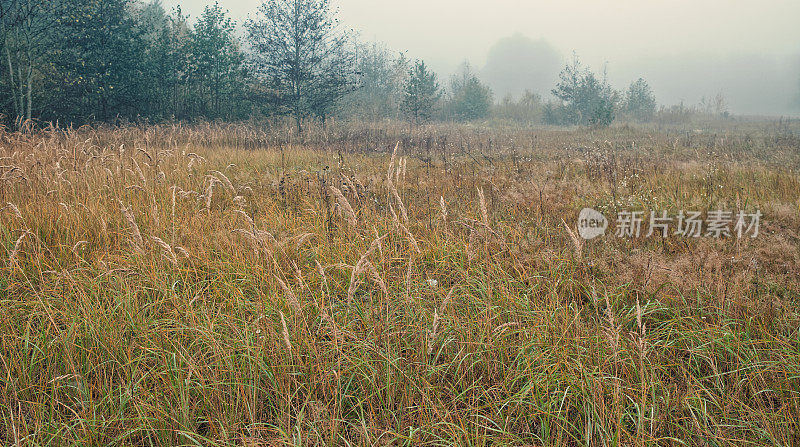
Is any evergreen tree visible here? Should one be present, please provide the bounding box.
[625,78,656,122]
[550,55,619,127]
[447,62,493,121]
[188,2,244,119]
[48,0,147,123]
[132,1,185,119]
[246,0,356,133]
[401,60,440,124]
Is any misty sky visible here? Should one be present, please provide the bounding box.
[162,0,800,115]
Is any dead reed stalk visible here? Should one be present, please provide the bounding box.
[119,201,144,254]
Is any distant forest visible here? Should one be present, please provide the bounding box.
[0,0,739,131]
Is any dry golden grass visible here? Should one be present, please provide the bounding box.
[0,120,799,446]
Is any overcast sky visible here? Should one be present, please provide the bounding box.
[162,0,800,115]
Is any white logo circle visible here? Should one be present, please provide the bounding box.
[578,208,608,240]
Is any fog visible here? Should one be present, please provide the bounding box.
[164,0,800,116]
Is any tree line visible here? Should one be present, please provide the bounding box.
[0,0,663,131]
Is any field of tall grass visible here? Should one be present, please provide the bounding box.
[1,121,799,446]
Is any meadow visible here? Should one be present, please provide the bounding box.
[0,120,799,446]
